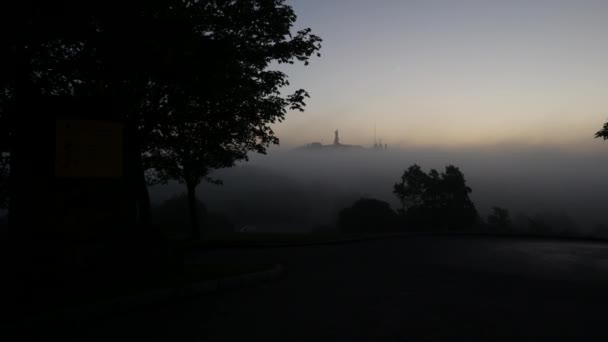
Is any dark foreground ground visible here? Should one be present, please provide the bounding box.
[22,236,608,341]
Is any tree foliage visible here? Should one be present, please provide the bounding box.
[0,0,181,114]
[144,0,322,186]
[140,1,321,238]
[0,1,321,234]
[487,206,511,231]
[0,0,199,225]
[393,164,478,231]
[1,0,322,150]
[338,198,399,233]
[596,121,608,140]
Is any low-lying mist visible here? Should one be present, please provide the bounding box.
[150,145,608,235]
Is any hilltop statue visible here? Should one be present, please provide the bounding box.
[298,129,363,150]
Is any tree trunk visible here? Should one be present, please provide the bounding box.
[186,182,200,240]
[8,38,37,236]
[134,150,152,226]
[125,118,152,227]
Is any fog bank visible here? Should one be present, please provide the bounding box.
[150,145,608,233]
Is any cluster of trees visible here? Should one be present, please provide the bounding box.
[339,164,582,235]
[339,164,478,233]
[393,164,478,231]
[334,118,608,235]
[1,0,607,238]
[0,0,321,238]
[338,162,605,237]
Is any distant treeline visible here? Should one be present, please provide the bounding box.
[151,163,608,239]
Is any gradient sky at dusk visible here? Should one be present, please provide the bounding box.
[272,0,608,150]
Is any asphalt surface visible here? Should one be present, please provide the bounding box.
[36,236,608,341]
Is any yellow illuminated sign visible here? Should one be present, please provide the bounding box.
[55,120,124,178]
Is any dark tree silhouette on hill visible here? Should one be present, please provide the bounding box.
[596,121,608,140]
[338,198,399,233]
[393,164,478,231]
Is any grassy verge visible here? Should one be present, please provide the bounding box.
[191,232,347,248]
[187,231,410,249]
[78,261,276,303]
[181,261,276,282]
[10,259,276,321]
[188,230,608,249]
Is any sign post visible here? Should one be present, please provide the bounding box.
[54,119,131,238]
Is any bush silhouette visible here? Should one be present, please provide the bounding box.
[487,207,512,231]
[152,194,234,238]
[338,198,399,233]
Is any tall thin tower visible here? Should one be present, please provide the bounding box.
[374,122,377,148]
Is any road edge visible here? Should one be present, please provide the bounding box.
[15,263,284,330]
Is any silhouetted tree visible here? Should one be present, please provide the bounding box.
[0,1,320,235]
[143,1,321,239]
[1,2,178,227]
[0,154,8,209]
[152,194,235,238]
[393,164,429,215]
[393,164,478,231]
[0,1,186,226]
[338,198,399,233]
[526,211,578,236]
[487,207,511,231]
[596,121,608,140]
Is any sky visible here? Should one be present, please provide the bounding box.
[272,0,608,150]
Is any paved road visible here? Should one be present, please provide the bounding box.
[54,236,608,341]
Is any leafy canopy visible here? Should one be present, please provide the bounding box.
[338,198,399,233]
[393,164,478,231]
[0,1,321,190]
[596,121,608,140]
[143,0,322,188]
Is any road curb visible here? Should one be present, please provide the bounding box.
[196,234,413,249]
[195,231,608,250]
[16,263,284,330]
